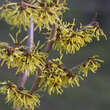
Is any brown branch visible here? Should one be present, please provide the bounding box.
[17,71,28,90]
[31,69,41,93]
[76,13,100,32]
[18,1,36,9]
[53,0,64,4]
[18,0,65,10]
[70,57,94,71]
[70,64,81,71]
[58,64,75,77]
[45,24,57,53]
[76,21,99,32]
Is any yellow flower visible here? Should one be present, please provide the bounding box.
[0,0,67,31]
[0,41,48,76]
[0,81,40,110]
[51,21,106,54]
[78,56,103,77]
[38,58,83,95]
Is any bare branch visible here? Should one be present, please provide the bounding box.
[18,1,36,9]
[31,69,41,93]
[58,64,75,77]
[45,24,57,53]
[70,57,93,71]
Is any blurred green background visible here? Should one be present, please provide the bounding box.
[0,0,110,110]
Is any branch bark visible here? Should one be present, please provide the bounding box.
[14,17,34,110]
[45,24,57,53]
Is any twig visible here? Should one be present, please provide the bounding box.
[18,1,36,9]
[70,64,81,71]
[45,24,57,53]
[31,69,41,93]
[76,21,99,32]
[70,57,92,71]
[58,64,75,77]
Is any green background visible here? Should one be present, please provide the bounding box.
[0,0,110,110]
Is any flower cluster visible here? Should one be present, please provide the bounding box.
[38,58,83,95]
[0,0,67,31]
[0,81,40,110]
[78,56,104,77]
[33,0,67,30]
[38,55,103,95]
[0,41,48,76]
[51,21,106,54]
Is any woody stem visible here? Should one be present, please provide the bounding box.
[14,16,34,110]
